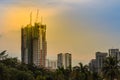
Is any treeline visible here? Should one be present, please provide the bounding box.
[0,50,120,80]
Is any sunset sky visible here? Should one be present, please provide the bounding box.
[0,0,120,66]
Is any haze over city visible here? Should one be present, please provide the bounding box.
[0,0,120,66]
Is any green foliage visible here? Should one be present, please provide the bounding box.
[36,75,46,80]
[0,50,8,60]
[102,56,120,80]
[0,50,120,80]
[0,63,10,80]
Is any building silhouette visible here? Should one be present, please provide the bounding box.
[96,52,107,73]
[109,49,120,65]
[21,22,47,67]
[89,59,97,72]
[109,49,120,59]
[57,53,72,69]
[89,52,107,73]
[46,59,57,70]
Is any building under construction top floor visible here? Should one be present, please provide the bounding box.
[21,22,47,67]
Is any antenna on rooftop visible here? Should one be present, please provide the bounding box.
[35,9,39,23]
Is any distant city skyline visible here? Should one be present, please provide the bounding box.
[89,48,120,73]
[1,0,120,66]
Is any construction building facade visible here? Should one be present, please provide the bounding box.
[21,23,47,67]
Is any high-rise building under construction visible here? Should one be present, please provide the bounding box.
[21,22,47,67]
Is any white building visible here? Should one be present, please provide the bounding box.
[109,49,120,65]
[109,49,120,60]
[96,52,107,73]
[57,53,72,69]
[89,59,97,72]
[49,60,57,69]
[46,59,57,70]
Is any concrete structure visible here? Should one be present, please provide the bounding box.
[109,49,120,65]
[65,53,72,68]
[89,49,120,73]
[109,49,120,60]
[89,52,107,73]
[89,59,97,72]
[96,52,107,73]
[21,23,47,67]
[46,59,49,68]
[57,53,63,68]
[46,59,57,70]
[57,53,72,69]
[49,60,57,69]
